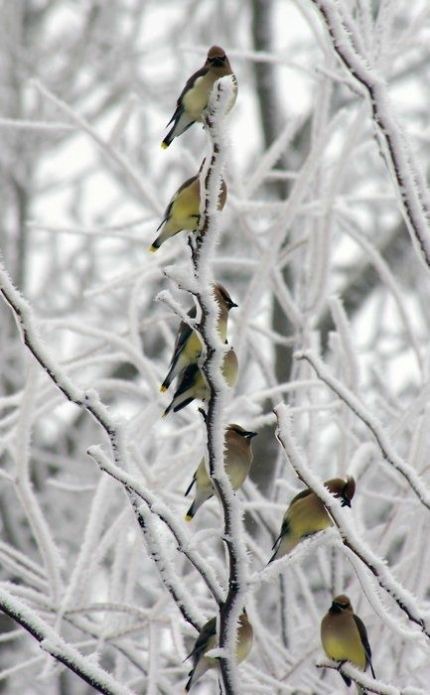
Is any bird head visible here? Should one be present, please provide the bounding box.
[325,477,356,508]
[207,45,227,68]
[227,424,258,441]
[213,284,238,311]
[330,595,353,614]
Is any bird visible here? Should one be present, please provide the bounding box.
[161,45,237,150]
[148,165,227,252]
[185,424,257,521]
[185,609,253,692]
[321,594,376,689]
[160,284,237,393]
[269,477,356,562]
[163,346,238,416]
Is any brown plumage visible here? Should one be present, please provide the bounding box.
[161,46,237,149]
[185,424,257,520]
[185,610,253,691]
[149,164,227,252]
[160,284,237,393]
[163,346,238,416]
[321,594,375,689]
[269,477,356,562]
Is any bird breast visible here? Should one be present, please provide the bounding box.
[183,73,219,120]
[321,614,366,670]
[236,623,253,663]
[289,495,332,538]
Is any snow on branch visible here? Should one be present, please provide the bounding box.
[296,350,430,510]
[275,404,430,641]
[0,587,131,695]
[31,79,161,214]
[88,444,224,607]
[309,0,430,270]
[186,75,249,695]
[317,660,426,695]
[0,260,209,635]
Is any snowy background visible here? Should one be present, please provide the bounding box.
[1,0,430,692]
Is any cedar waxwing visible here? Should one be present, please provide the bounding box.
[148,165,227,252]
[321,595,376,688]
[269,477,356,562]
[185,424,257,521]
[163,346,238,416]
[185,609,253,692]
[160,284,237,393]
[162,45,237,149]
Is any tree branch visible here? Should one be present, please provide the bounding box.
[296,349,430,510]
[0,587,131,695]
[189,77,248,695]
[309,0,430,270]
[274,403,430,639]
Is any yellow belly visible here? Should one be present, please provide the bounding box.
[292,499,331,540]
[183,75,215,120]
[322,631,366,670]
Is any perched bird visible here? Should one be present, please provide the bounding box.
[160,284,237,393]
[148,166,227,252]
[185,424,257,521]
[185,609,253,692]
[163,346,238,416]
[161,45,237,149]
[269,477,356,562]
[321,594,376,689]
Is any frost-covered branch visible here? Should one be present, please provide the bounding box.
[0,262,208,635]
[0,587,131,695]
[309,0,430,270]
[317,660,426,695]
[296,350,430,510]
[88,444,224,607]
[186,77,248,695]
[275,404,430,640]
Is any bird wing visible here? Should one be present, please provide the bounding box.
[271,488,313,550]
[165,67,210,127]
[157,175,198,231]
[271,517,290,550]
[169,305,197,368]
[173,363,199,399]
[185,617,217,666]
[177,67,209,106]
[289,488,313,506]
[353,615,375,678]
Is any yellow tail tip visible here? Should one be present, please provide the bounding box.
[161,141,169,150]
[160,385,167,393]
[184,514,193,522]
[148,245,157,254]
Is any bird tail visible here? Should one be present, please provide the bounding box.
[184,669,194,692]
[340,671,352,688]
[184,501,196,522]
[267,548,278,565]
[160,372,172,393]
[184,476,196,497]
[148,235,162,254]
[163,400,173,417]
[267,534,296,564]
[162,108,194,149]
[160,359,179,393]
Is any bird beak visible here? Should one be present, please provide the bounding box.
[341,498,351,508]
[245,431,258,439]
[229,300,238,309]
